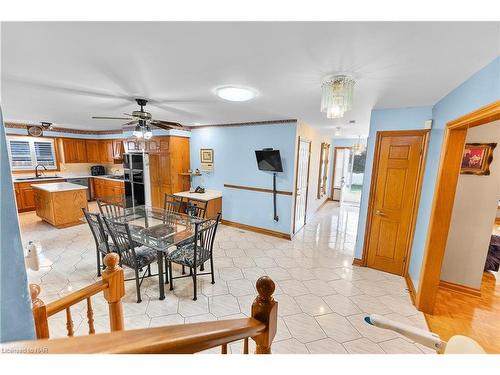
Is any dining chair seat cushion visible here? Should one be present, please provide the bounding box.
[122,246,158,268]
[167,243,209,267]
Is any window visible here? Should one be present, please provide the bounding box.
[7,136,57,171]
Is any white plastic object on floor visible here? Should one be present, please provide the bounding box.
[24,241,41,271]
[364,314,486,354]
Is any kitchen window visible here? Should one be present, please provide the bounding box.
[7,136,57,170]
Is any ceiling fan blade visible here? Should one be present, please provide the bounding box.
[151,120,184,129]
[122,120,138,127]
[123,113,135,117]
[92,116,132,120]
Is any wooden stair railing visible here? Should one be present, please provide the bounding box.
[3,255,278,354]
[30,253,125,339]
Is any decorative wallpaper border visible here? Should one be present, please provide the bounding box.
[4,122,123,135]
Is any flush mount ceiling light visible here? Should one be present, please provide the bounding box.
[215,85,257,102]
[321,74,355,119]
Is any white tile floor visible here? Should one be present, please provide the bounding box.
[20,201,433,354]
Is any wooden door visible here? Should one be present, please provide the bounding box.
[365,131,427,275]
[293,138,311,234]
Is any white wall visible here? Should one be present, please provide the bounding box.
[440,120,500,289]
[295,121,333,223]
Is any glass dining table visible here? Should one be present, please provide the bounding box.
[101,205,204,300]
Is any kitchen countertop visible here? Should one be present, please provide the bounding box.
[13,174,124,183]
[173,190,222,201]
[31,182,89,193]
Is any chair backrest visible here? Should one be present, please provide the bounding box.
[192,213,221,265]
[82,208,109,255]
[102,217,138,268]
[185,199,208,218]
[163,193,183,212]
[97,195,127,219]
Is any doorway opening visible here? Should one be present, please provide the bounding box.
[293,137,311,234]
[331,147,366,207]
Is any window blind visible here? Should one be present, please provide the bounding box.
[34,141,56,167]
[9,140,32,168]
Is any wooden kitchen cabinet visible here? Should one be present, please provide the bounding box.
[86,140,101,163]
[92,177,125,201]
[61,138,87,163]
[149,136,190,208]
[112,140,125,161]
[15,179,66,212]
[99,140,114,163]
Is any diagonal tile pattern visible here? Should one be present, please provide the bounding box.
[20,202,432,354]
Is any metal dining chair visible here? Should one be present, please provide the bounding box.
[82,208,114,277]
[183,198,207,219]
[102,217,159,303]
[163,193,183,214]
[166,213,221,301]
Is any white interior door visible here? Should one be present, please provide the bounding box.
[294,139,311,233]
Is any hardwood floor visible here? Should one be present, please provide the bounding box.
[426,272,500,353]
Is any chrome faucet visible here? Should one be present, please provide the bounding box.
[35,164,47,178]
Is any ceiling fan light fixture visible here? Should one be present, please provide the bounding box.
[144,124,153,140]
[215,85,257,102]
[133,124,143,138]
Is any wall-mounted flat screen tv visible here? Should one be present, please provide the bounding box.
[255,149,283,172]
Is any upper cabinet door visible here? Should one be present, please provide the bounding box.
[86,140,100,163]
[112,140,125,161]
[99,140,114,163]
[62,138,87,163]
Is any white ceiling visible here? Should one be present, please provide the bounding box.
[1,22,499,137]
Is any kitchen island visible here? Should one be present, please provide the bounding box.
[32,182,88,228]
[173,190,222,218]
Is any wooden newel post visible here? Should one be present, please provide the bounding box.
[251,276,278,354]
[30,284,49,339]
[101,253,125,331]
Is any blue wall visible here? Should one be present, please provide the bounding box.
[0,109,36,342]
[354,106,433,261]
[354,57,500,291]
[189,122,297,235]
[408,56,500,288]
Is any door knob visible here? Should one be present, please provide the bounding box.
[375,210,385,216]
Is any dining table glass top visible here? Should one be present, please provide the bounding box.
[101,205,205,252]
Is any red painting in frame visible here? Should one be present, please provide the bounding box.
[460,143,497,175]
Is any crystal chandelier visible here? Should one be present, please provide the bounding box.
[321,75,355,119]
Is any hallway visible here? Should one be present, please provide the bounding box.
[20,201,431,354]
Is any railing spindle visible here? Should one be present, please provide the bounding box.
[87,297,95,334]
[65,307,74,337]
[251,276,278,354]
[243,338,249,354]
[30,284,49,339]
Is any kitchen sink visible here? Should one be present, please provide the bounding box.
[15,176,64,181]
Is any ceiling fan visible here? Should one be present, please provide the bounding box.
[92,98,184,139]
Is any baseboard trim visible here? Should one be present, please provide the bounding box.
[315,198,331,214]
[352,258,364,267]
[405,276,417,305]
[221,219,292,240]
[439,280,481,297]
